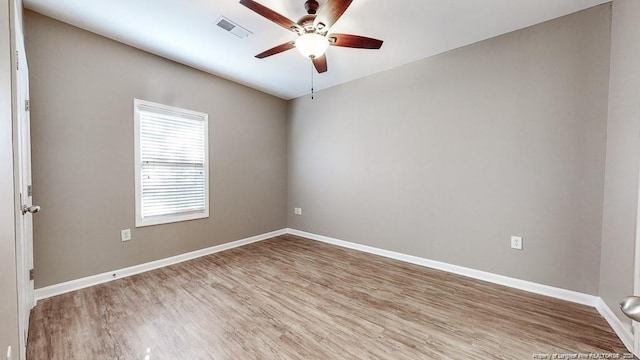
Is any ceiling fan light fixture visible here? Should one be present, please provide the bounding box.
[295,33,329,59]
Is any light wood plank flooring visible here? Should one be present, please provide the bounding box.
[28,235,629,359]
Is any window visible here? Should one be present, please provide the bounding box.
[134,99,209,227]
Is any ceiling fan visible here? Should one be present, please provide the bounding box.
[239,0,383,73]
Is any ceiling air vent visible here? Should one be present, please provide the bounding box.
[216,16,252,39]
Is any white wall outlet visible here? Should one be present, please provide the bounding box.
[511,236,523,250]
[6,345,12,360]
[294,207,302,215]
[121,229,132,242]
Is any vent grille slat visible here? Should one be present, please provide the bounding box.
[217,19,236,31]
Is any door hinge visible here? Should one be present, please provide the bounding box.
[27,185,32,197]
[25,100,30,112]
[16,50,19,70]
[29,269,34,281]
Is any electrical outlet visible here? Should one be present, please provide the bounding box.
[6,345,12,360]
[121,229,132,242]
[294,208,302,215]
[510,236,523,250]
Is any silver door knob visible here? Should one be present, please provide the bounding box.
[620,296,640,322]
[21,205,40,215]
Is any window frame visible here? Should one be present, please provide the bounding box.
[133,98,210,227]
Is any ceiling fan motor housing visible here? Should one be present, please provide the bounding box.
[302,0,327,33]
[298,14,317,32]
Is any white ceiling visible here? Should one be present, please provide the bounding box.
[23,0,610,100]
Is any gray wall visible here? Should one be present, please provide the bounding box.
[1,0,20,355]
[599,0,640,329]
[25,11,288,288]
[288,5,611,295]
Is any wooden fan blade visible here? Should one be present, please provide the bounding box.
[328,34,383,49]
[314,0,353,30]
[255,41,296,59]
[239,0,301,33]
[312,54,328,73]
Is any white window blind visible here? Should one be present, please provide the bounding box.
[134,99,209,227]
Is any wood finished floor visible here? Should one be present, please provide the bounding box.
[28,235,629,359]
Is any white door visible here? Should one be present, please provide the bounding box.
[635,203,640,356]
[633,137,640,357]
[13,2,35,359]
[634,227,640,356]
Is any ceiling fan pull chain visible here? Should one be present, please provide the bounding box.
[311,62,314,100]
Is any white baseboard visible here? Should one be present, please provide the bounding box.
[287,229,598,307]
[596,298,634,352]
[34,228,287,302]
